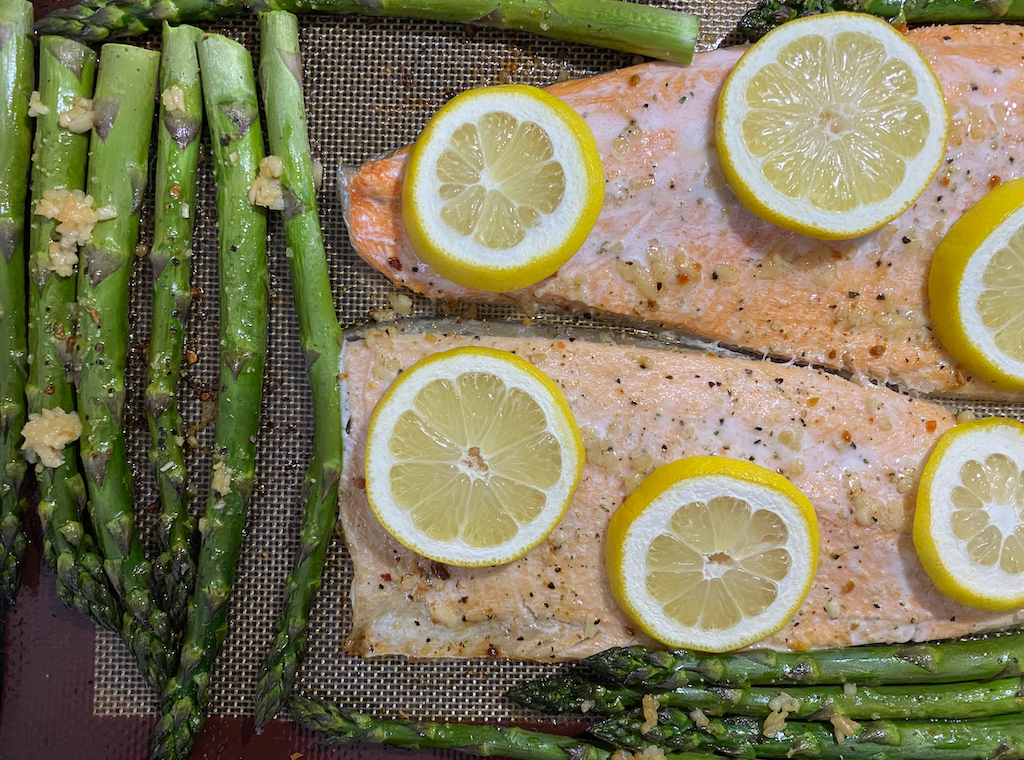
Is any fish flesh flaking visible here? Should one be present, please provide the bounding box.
[341,25,1024,399]
[339,326,1023,660]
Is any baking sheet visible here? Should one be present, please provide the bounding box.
[88,4,1024,724]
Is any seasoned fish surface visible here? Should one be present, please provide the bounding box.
[341,25,1024,398]
[339,329,1023,660]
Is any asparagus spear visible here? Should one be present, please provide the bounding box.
[147,21,202,639]
[736,0,1024,41]
[510,672,1024,720]
[152,32,269,760]
[584,631,1024,690]
[77,42,170,689]
[252,9,344,730]
[590,707,1024,760]
[27,35,123,632]
[0,0,33,603]
[36,0,700,65]
[288,695,720,760]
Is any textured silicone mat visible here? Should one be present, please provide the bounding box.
[91,5,1024,721]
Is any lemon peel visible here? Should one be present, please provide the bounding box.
[914,417,1024,611]
[715,12,948,240]
[606,456,819,653]
[364,346,584,567]
[402,84,604,292]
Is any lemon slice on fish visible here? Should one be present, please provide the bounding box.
[606,457,819,652]
[715,12,948,240]
[914,417,1024,611]
[929,177,1024,392]
[364,346,584,567]
[402,84,604,293]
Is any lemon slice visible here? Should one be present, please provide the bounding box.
[606,457,819,652]
[929,177,1024,391]
[715,13,948,240]
[914,417,1024,611]
[364,346,584,567]
[402,84,604,293]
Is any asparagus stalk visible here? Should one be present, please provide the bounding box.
[252,9,344,730]
[590,707,1024,760]
[0,0,33,603]
[583,631,1024,690]
[36,0,700,65]
[510,672,1024,721]
[152,31,269,760]
[735,0,1024,41]
[147,21,202,639]
[77,42,170,689]
[27,35,123,632]
[288,695,720,760]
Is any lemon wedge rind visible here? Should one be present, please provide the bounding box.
[403,84,604,293]
[929,177,1024,392]
[606,457,819,653]
[715,13,949,240]
[914,417,1024,612]
[365,346,584,567]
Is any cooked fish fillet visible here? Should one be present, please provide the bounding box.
[340,24,1024,399]
[339,327,1023,660]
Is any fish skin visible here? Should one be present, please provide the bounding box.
[340,24,1024,399]
[339,327,1022,661]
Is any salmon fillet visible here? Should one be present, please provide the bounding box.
[338,326,1023,660]
[340,24,1024,399]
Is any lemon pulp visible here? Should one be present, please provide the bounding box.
[438,112,566,249]
[647,494,793,632]
[388,371,563,548]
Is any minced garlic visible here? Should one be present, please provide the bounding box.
[763,692,802,738]
[211,461,233,496]
[21,408,82,469]
[248,155,285,210]
[45,240,79,278]
[34,188,114,252]
[59,96,96,133]
[640,694,659,734]
[830,714,861,743]
[28,90,49,117]
[161,84,186,113]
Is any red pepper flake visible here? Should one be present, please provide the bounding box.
[807,397,819,407]
[990,175,1002,188]
[556,341,566,349]
[842,430,852,443]
[387,256,403,271]
[353,476,366,489]
[380,573,392,582]
[869,344,887,357]
[843,581,856,593]
[925,419,938,433]
[629,74,641,87]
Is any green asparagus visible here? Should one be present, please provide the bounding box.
[252,9,344,730]
[77,42,170,689]
[735,0,1024,41]
[288,694,720,760]
[583,631,1024,689]
[0,0,32,603]
[36,0,700,65]
[27,35,122,632]
[152,31,269,760]
[147,21,202,639]
[590,708,1024,760]
[510,672,1024,720]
